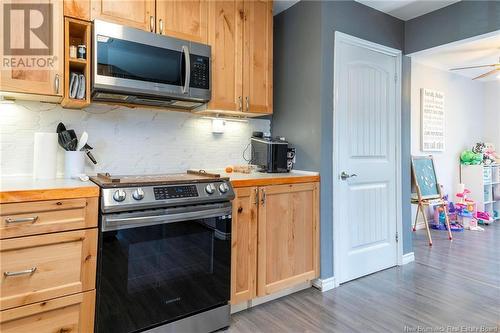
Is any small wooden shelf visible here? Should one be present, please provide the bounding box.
[61,17,91,109]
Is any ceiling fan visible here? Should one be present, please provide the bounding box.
[450,56,500,80]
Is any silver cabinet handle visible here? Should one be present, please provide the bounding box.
[150,15,154,32]
[260,189,266,205]
[245,96,249,112]
[159,18,164,35]
[340,172,357,181]
[54,74,60,94]
[253,188,259,205]
[238,96,242,111]
[4,267,37,277]
[5,216,38,224]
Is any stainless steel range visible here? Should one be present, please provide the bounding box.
[90,171,234,333]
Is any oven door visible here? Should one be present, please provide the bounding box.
[95,203,231,333]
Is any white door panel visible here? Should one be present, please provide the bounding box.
[336,38,399,283]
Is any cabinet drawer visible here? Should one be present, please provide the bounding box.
[0,229,97,310]
[0,290,95,333]
[0,197,97,239]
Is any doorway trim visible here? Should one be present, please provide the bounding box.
[332,31,403,286]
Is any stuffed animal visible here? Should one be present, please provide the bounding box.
[460,150,483,165]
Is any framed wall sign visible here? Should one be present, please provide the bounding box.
[421,88,445,152]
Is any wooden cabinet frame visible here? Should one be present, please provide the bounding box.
[230,182,319,304]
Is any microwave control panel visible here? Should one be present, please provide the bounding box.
[190,55,209,90]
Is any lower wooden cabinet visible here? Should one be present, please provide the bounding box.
[231,187,258,304]
[0,290,95,333]
[230,182,319,304]
[0,229,97,310]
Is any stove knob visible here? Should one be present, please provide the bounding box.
[205,184,216,195]
[219,183,229,193]
[113,189,126,202]
[132,188,145,200]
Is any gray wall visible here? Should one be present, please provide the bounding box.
[272,0,323,172]
[273,0,408,280]
[405,1,500,54]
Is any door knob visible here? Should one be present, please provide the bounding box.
[340,171,357,181]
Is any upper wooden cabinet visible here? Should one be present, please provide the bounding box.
[91,0,155,32]
[243,0,273,114]
[207,0,272,115]
[64,0,91,20]
[0,0,63,98]
[208,0,244,112]
[156,0,208,43]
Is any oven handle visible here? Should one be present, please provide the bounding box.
[102,205,231,232]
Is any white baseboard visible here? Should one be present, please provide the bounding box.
[401,252,415,265]
[311,276,336,292]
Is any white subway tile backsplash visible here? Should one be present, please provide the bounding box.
[0,101,270,177]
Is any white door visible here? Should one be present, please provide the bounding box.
[334,33,401,284]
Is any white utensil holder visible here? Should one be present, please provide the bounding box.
[64,151,85,179]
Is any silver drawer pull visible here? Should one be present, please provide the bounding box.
[4,267,37,277]
[5,216,38,224]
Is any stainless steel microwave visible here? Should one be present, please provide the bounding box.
[92,20,211,109]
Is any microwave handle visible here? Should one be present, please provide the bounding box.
[182,45,190,94]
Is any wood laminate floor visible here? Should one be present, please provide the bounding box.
[229,223,500,332]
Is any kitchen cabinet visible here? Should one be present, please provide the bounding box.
[230,182,319,304]
[64,0,90,20]
[91,0,155,32]
[257,183,319,296]
[156,0,208,43]
[0,0,63,98]
[231,187,258,304]
[243,0,273,114]
[208,0,244,112]
[206,0,272,115]
[0,290,95,333]
[0,186,98,332]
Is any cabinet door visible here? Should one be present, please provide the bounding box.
[91,0,155,32]
[231,187,258,304]
[0,229,97,310]
[0,290,95,333]
[156,0,208,43]
[207,0,244,112]
[64,0,90,20]
[257,183,319,296]
[0,0,63,96]
[243,0,273,114]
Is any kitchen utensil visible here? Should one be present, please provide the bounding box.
[56,122,66,133]
[67,138,78,151]
[77,131,88,151]
[85,149,98,164]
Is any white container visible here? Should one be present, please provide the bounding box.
[64,151,85,179]
[33,132,58,179]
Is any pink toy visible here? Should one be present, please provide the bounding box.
[475,211,493,225]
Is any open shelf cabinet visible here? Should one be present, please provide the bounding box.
[460,164,500,221]
[61,17,91,109]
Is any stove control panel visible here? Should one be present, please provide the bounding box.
[99,180,235,213]
[154,185,199,200]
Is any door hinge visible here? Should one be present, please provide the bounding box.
[395,232,399,243]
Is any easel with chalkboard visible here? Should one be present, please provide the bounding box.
[411,155,453,246]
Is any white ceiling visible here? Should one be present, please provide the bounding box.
[411,32,500,81]
[273,0,300,15]
[355,0,460,20]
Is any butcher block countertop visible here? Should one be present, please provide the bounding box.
[0,177,99,203]
[209,169,320,188]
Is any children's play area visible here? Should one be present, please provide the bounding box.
[409,32,500,245]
